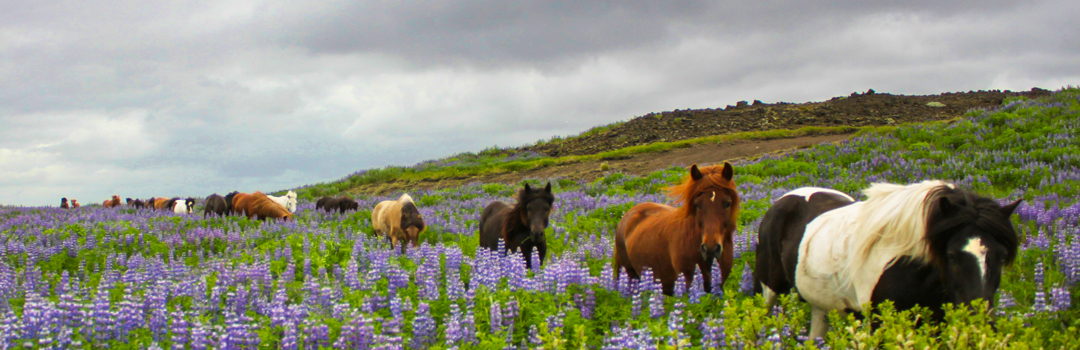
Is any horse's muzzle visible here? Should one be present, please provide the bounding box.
[700,243,722,262]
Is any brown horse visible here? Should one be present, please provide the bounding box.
[613,163,740,295]
[72,199,80,208]
[372,194,426,254]
[102,195,121,208]
[233,192,292,221]
[60,197,70,209]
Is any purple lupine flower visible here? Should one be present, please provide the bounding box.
[649,290,665,319]
[170,310,189,350]
[280,320,299,350]
[529,325,542,347]
[630,284,643,318]
[740,262,755,296]
[582,289,596,320]
[489,300,503,334]
[444,303,463,347]
[997,291,1016,316]
[674,273,687,297]
[412,302,436,349]
[1050,286,1071,312]
[1034,260,1045,286]
[666,301,687,347]
[690,267,705,304]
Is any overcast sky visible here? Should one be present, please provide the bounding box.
[2,0,1078,206]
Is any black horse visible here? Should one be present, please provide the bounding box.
[479,182,554,269]
[316,196,359,214]
[223,191,240,214]
[754,183,1020,339]
[204,194,230,217]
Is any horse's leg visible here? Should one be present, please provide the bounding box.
[763,284,779,310]
[808,306,830,341]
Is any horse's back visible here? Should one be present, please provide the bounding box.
[614,202,677,278]
[479,201,512,249]
[795,202,874,311]
[618,202,676,251]
[372,200,397,234]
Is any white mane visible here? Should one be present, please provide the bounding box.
[839,180,953,287]
[399,193,414,204]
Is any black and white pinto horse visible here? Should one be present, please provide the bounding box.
[754,181,1020,340]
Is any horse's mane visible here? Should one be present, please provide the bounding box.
[399,193,414,204]
[840,180,953,286]
[502,185,554,239]
[925,187,1020,267]
[666,164,741,225]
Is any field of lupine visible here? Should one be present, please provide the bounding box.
[3,88,1080,349]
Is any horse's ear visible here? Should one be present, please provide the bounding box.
[690,164,703,181]
[524,183,532,192]
[544,182,552,194]
[722,162,734,181]
[1000,199,1022,217]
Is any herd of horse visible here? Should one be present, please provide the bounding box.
[62,161,1021,338]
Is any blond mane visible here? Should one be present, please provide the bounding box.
[839,180,953,288]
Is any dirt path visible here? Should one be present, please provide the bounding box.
[353,133,852,195]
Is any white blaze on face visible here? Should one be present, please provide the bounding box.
[963,237,989,280]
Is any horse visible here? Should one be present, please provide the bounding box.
[229,192,250,215]
[132,198,146,209]
[317,196,359,214]
[613,163,740,295]
[60,197,70,209]
[754,181,1021,340]
[169,197,195,214]
[267,190,297,213]
[71,199,80,208]
[126,198,134,206]
[223,191,240,213]
[204,194,230,217]
[103,195,121,208]
[372,194,426,254]
[233,192,293,221]
[479,182,555,269]
[152,197,170,210]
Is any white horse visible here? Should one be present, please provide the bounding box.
[267,190,298,213]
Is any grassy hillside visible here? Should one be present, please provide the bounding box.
[0,88,1077,349]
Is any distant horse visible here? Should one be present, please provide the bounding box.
[126,198,134,206]
[132,199,147,209]
[103,195,121,208]
[267,190,298,213]
[204,194,230,217]
[614,163,740,295]
[233,192,292,221]
[71,199,80,208]
[167,197,195,214]
[754,181,1020,340]
[372,194,427,254]
[151,197,169,210]
[60,197,70,209]
[317,196,360,214]
[480,182,555,269]
[224,191,240,213]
